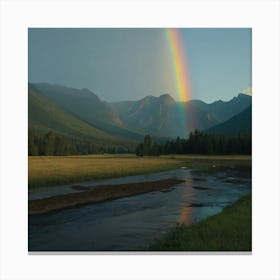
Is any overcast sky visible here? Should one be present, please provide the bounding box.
[28,28,251,103]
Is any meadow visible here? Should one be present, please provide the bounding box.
[28,154,251,188]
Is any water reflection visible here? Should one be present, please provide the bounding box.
[179,206,193,224]
[178,178,194,224]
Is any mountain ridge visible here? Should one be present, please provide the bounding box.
[29,82,251,141]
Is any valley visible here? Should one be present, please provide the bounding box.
[25,27,253,254]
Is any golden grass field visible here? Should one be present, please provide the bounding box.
[28,154,251,188]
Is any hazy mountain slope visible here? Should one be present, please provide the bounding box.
[31,83,144,140]
[110,94,221,138]
[189,93,251,122]
[111,94,174,133]
[28,86,125,143]
[206,105,252,136]
[180,102,220,133]
[32,83,122,125]
[110,92,251,138]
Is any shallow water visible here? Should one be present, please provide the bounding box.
[28,168,251,251]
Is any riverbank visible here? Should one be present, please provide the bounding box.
[29,178,184,215]
[148,194,252,251]
[28,154,251,188]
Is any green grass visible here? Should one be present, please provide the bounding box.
[148,194,252,251]
[28,154,251,188]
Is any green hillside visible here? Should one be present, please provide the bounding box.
[29,86,140,153]
[31,83,144,141]
[32,83,121,125]
[206,105,251,136]
[28,87,117,142]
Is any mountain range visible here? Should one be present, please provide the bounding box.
[109,92,251,138]
[28,83,252,148]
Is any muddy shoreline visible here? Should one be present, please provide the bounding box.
[28,178,184,215]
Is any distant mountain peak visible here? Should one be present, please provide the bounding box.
[158,94,175,105]
[239,87,252,96]
[142,95,157,101]
[141,94,175,105]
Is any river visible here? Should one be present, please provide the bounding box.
[28,168,251,251]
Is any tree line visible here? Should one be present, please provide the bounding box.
[28,130,132,156]
[29,129,251,156]
[136,130,251,156]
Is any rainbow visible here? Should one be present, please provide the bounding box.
[166,28,192,102]
[166,28,193,135]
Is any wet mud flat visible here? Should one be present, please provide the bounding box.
[29,178,184,215]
